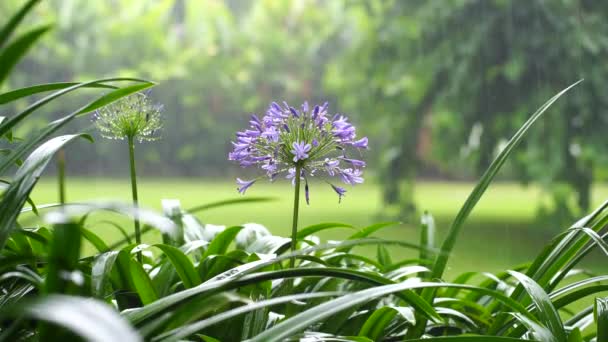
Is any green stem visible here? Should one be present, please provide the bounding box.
[57,149,66,205]
[128,136,142,263]
[289,164,302,268]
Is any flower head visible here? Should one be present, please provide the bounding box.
[94,92,163,142]
[229,101,368,202]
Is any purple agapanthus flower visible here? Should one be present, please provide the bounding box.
[229,101,368,203]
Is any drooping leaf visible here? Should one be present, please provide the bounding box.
[508,271,566,341]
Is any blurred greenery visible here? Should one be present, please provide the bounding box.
[3,0,608,225]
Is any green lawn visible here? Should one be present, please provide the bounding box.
[24,177,607,277]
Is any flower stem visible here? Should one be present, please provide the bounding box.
[57,149,66,205]
[289,164,302,268]
[128,136,142,263]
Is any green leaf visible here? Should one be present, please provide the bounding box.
[358,307,399,340]
[0,82,116,105]
[296,222,355,239]
[202,226,243,259]
[91,251,119,298]
[415,80,582,337]
[248,282,423,342]
[0,25,52,85]
[0,77,152,137]
[5,295,141,342]
[248,281,534,342]
[154,292,340,342]
[124,267,440,326]
[376,245,392,268]
[596,297,608,341]
[129,259,158,305]
[510,313,555,342]
[0,0,40,49]
[187,197,276,213]
[0,134,91,249]
[153,244,201,288]
[567,328,582,342]
[76,82,156,115]
[81,226,109,252]
[429,80,583,280]
[45,215,82,295]
[508,271,566,341]
[348,221,401,240]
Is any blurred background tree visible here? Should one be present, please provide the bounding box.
[2,0,608,224]
[328,0,608,223]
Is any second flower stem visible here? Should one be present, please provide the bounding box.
[57,149,66,205]
[128,136,142,263]
[289,164,302,268]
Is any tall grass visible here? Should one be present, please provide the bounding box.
[0,2,606,341]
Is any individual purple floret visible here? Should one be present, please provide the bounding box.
[291,141,311,162]
[331,184,347,203]
[236,178,256,194]
[229,101,368,203]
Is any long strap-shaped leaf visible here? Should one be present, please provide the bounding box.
[596,298,608,342]
[0,82,116,105]
[412,80,582,336]
[508,271,566,342]
[153,292,341,342]
[123,267,442,326]
[0,77,152,137]
[0,0,40,49]
[246,281,538,342]
[1,295,141,342]
[486,200,608,335]
[0,82,154,175]
[0,24,52,86]
[0,134,91,249]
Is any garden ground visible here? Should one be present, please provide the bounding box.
[26,178,606,277]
